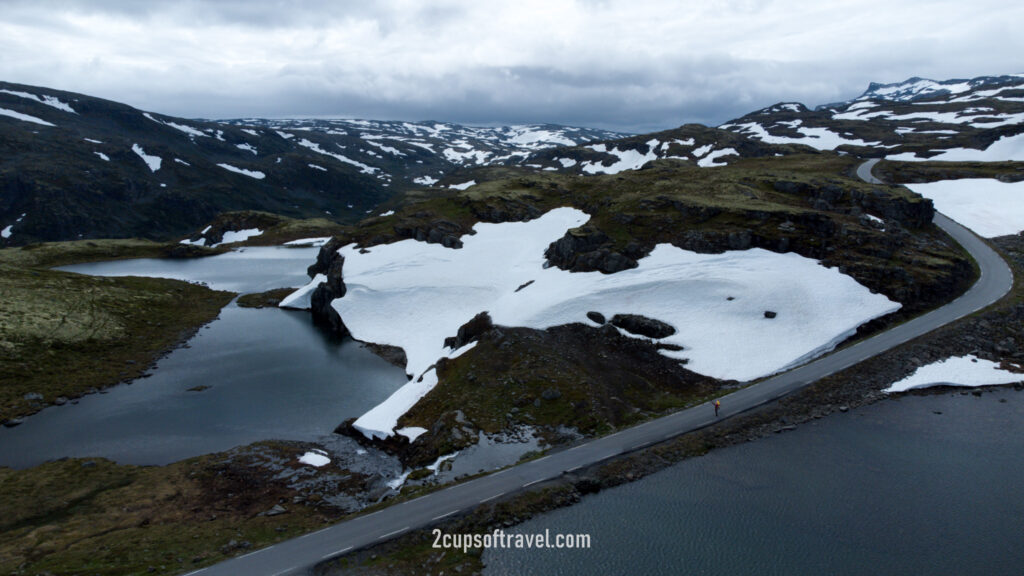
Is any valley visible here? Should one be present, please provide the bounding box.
[1,73,1023,576]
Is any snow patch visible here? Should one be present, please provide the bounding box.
[297,139,378,174]
[884,355,1024,393]
[279,274,327,309]
[284,237,332,247]
[396,427,428,442]
[94,151,110,161]
[236,143,257,155]
[727,122,879,150]
[298,449,331,467]
[216,228,263,246]
[890,133,1024,163]
[217,163,265,179]
[339,208,899,439]
[143,113,207,138]
[581,143,659,174]
[697,148,738,167]
[906,179,1024,237]
[379,210,395,217]
[0,89,76,113]
[0,107,55,126]
[132,144,162,172]
[449,180,476,190]
[308,163,327,171]
[413,175,439,186]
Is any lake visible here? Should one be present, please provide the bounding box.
[0,247,407,468]
[484,388,1024,576]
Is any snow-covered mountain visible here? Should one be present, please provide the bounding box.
[721,74,1024,162]
[0,81,625,244]
[520,123,813,174]
[227,117,624,186]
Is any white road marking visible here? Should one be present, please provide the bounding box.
[379,527,409,539]
[237,548,264,560]
[432,509,460,521]
[321,546,352,560]
[533,455,550,463]
[522,478,543,488]
[568,443,588,451]
[299,527,329,540]
[480,492,505,503]
[566,465,581,472]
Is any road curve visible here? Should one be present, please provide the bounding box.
[190,160,1013,576]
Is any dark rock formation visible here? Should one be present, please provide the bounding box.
[586,311,606,324]
[393,219,466,248]
[764,310,777,319]
[307,237,350,337]
[444,312,494,349]
[544,226,639,273]
[610,314,676,339]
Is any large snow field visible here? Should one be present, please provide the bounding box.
[887,133,1024,162]
[884,355,1024,393]
[311,208,901,439]
[906,179,1024,237]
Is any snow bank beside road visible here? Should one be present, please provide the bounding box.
[884,355,1024,393]
[906,179,1024,237]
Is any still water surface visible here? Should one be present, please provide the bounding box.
[0,248,407,468]
[485,389,1024,576]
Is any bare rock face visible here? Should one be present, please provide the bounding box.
[544,226,639,273]
[444,311,494,349]
[308,238,350,337]
[392,219,465,248]
[610,314,676,339]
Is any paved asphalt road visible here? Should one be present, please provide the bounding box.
[190,159,1013,576]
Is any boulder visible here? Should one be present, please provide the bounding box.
[586,311,606,324]
[610,314,676,339]
[544,226,639,273]
[444,312,494,349]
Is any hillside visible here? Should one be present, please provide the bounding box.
[719,74,1024,161]
[0,82,625,245]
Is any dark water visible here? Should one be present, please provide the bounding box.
[485,389,1024,576]
[0,249,407,468]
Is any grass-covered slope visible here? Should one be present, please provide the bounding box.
[0,240,234,423]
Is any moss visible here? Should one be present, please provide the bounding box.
[0,242,234,422]
[0,448,342,576]
[877,160,1024,184]
[236,287,296,309]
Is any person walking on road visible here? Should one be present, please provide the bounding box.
[714,399,721,417]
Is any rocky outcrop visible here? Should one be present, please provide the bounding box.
[610,314,676,339]
[307,237,350,337]
[392,219,466,248]
[544,226,642,273]
[444,312,494,349]
[773,180,935,228]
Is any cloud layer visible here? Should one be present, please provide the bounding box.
[1,0,1021,132]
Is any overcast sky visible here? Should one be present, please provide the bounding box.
[1,0,1021,133]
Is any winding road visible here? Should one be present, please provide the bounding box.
[189,159,1013,576]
